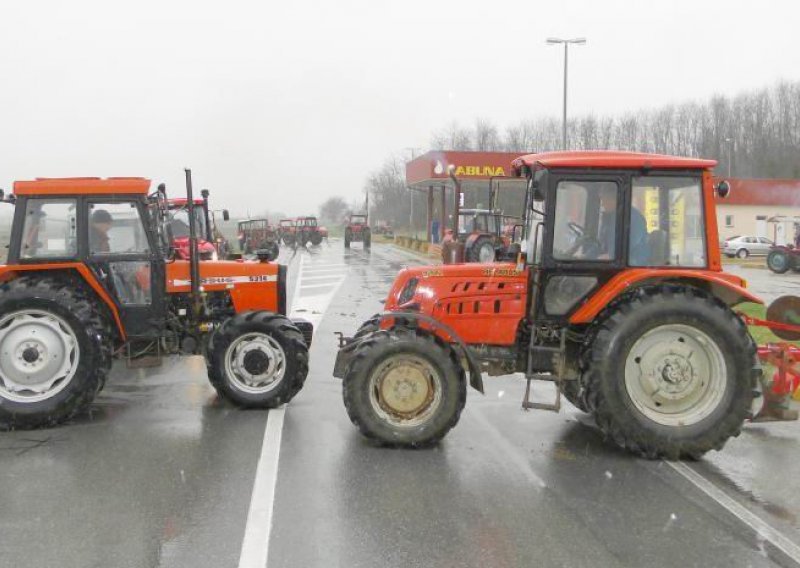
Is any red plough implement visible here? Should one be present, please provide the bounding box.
[738,295,800,421]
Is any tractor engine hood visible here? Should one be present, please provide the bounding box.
[172,236,217,260]
[385,263,528,313]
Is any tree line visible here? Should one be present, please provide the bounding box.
[364,80,800,231]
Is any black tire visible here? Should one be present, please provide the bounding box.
[206,311,309,408]
[465,235,495,263]
[581,285,758,459]
[342,328,466,447]
[310,232,323,246]
[736,248,749,259]
[767,249,790,274]
[560,380,589,412]
[344,230,351,249]
[354,314,381,339]
[364,229,371,250]
[0,275,113,430]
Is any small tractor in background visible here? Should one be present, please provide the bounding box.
[238,218,280,260]
[344,213,371,250]
[767,244,800,274]
[278,218,297,246]
[0,171,312,430]
[296,216,327,247]
[335,150,772,460]
[372,223,394,238]
[452,208,520,263]
[166,190,231,261]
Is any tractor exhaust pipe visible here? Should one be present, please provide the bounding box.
[184,168,202,317]
[200,188,214,242]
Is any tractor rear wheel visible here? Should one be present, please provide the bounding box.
[560,380,589,412]
[344,230,351,249]
[582,285,757,459]
[0,276,113,430]
[207,312,309,408]
[342,328,466,446]
[465,235,496,263]
[310,232,323,246]
[363,229,371,250]
[767,249,790,274]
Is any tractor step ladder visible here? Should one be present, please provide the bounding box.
[522,331,566,412]
[126,340,163,369]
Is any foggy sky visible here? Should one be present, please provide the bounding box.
[1,0,798,217]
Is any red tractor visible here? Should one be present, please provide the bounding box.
[0,172,311,430]
[344,213,371,250]
[238,218,280,260]
[452,208,520,263]
[278,218,297,246]
[335,151,765,460]
[167,189,230,260]
[296,216,327,247]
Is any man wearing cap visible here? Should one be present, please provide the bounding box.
[90,209,113,253]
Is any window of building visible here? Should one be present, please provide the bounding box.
[725,215,734,227]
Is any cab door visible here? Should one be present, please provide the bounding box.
[83,199,165,338]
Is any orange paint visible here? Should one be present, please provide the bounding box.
[13,177,150,196]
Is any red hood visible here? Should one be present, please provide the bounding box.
[172,236,217,259]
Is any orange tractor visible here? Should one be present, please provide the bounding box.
[0,171,311,430]
[335,151,777,460]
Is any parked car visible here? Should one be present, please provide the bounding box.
[722,235,773,258]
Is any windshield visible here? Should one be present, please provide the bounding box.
[350,215,367,224]
[169,207,207,240]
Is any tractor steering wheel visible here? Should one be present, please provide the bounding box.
[565,234,603,259]
[567,221,585,237]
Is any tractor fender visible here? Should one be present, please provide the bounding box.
[569,268,763,324]
[0,263,126,338]
[336,311,484,394]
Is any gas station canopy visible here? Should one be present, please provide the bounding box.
[405,151,527,194]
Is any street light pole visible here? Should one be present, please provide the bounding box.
[547,37,586,150]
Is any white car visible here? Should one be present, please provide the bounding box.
[722,235,773,258]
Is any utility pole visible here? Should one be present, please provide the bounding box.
[725,137,733,177]
[546,37,586,150]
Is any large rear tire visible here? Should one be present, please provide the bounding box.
[344,230,351,249]
[582,285,757,459]
[342,328,466,446]
[465,235,495,263]
[207,312,309,408]
[364,229,371,250]
[0,276,113,430]
[767,249,790,274]
[310,232,323,246]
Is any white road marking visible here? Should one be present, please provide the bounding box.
[239,251,349,567]
[238,406,286,568]
[667,461,800,564]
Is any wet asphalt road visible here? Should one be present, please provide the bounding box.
[2,243,800,567]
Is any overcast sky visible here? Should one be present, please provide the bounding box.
[1,0,798,217]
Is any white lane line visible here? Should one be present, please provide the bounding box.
[238,407,286,568]
[238,255,305,568]
[300,283,339,290]
[301,274,346,282]
[667,461,800,564]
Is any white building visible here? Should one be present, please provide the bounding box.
[714,178,800,245]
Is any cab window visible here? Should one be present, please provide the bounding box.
[88,202,151,255]
[0,204,12,263]
[21,199,78,259]
[629,176,706,267]
[552,180,618,261]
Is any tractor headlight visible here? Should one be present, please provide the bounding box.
[397,277,419,305]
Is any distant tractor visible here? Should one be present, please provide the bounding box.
[335,151,763,460]
[451,208,519,263]
[0,172,312,430]
[344,214,371,250]
[167,190,230,261]
[278,218,297,246]
[238,218,280,260]
[296,216,327,246]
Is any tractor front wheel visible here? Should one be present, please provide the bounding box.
[342,328,466,446]
[363,229,371,250]
[0,276,113,430]
[344,230,351,249]
[767,249,790,274]
[582,285,757,459]
[310,232,323,246]
[207,312,309,408]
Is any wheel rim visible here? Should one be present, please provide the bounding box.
[224,332,286,394]
[478,243,495,263]
[368,354,443,428]
[624,324,727,426]
[738,249,747,258]
[0,310,80,403]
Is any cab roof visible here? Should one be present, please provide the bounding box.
[512,151,717,172]
[13,177,151,196]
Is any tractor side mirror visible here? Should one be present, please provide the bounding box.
[157,183,166,196]
[201,189,210,199]
[529,177,545,203]
[223,209,230,221]
[715,180,731,199]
